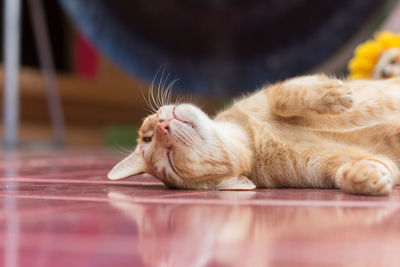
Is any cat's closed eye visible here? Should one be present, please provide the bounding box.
[142,136,152,143]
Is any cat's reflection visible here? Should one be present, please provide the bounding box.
[108,190,398,267]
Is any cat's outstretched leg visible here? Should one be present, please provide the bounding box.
[270,142,400,195]
[268,74,354,117]
[335,157,399,195]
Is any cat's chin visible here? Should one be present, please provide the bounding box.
[158,104,204,134]
[173,106,195,128]
[171,118,196,133]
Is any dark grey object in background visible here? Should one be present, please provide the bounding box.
[59,0,384,95]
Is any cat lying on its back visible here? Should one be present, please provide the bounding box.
[108,74,400,195]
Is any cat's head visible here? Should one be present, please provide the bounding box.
[108,104,255,190]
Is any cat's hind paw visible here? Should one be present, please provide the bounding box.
[336,159,395,196]
[314,82,354,114]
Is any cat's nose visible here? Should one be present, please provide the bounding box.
[155,121,171,145]
[156,120,170,136]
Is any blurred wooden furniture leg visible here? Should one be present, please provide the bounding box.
[28,0,66,146]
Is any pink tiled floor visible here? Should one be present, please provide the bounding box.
[1,149,400,267]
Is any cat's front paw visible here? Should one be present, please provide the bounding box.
[335,159,395,195]
[314,81,354,114]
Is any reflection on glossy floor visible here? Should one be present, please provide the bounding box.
[1,150,400,267]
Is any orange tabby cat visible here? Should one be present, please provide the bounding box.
[108,74,400,195]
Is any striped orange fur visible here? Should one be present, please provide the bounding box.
[109,74,400,195]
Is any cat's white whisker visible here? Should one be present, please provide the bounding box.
[139,79,158,114]
[173,133,190,147]
[116,145,134,156]
[161,72,171,106]
[174,95,185,106]
[149,66,164,112]
[116,150,130,156]
[142,90,157,114]
[177,126,195,143]
[148,86,157,113]
[173,134,221,166]
[156,67,165,109]
[141,90,151,113]
[144,107,156,114]
[166,79,178,105]
[175,129,194,146]
[176,126,227,165]
[175,126,214,158]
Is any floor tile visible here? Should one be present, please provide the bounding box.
[1,149,400,267]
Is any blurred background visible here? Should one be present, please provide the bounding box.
[1,0,400,148]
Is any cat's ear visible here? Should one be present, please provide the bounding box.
[108,148,148,180]
[216,175,256,191]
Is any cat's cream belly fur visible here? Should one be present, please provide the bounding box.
[216,76,400,194]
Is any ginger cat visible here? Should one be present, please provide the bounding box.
[108,74,400,195]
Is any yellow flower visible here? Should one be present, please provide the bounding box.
[348,31,400,79]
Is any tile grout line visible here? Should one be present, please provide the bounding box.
[0,177,163,186]
[1,193,399,208]
[0,203,97,219]
[0,169,111,179]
